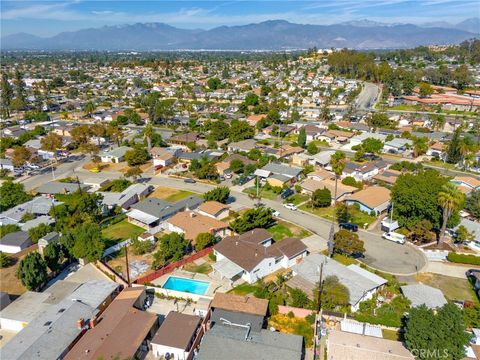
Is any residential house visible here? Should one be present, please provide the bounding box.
[98,183,152,212]
[100,146,132,163]
[127,196,204,234]
[215,154,255,175]
[342,161,388,182]
[64,287,157,360]
[246,114,267,127]
[287,253,387,312]
[373,169,401,186]
[36,181,89,196]
[166,211,231,243]
[451,175,480,194]
[349,132,388,148]
[213,229,308,284]
[318,130,354,144]
[197,201,230,220]
[227,139,258,153]
[426,141,444,158]
[345,186,391,216]
[0,196,61,226]
[0,158,14,172]
[327,330,414,360]
[306,169,334,182]
[168,132,200,149]
[312,150,336,167]
[383,138,413,154]
[197,322,303,360]
[301,125,324,141]
[300,178,357,202]
[256,162,303,187]
[209,293,268,332]
[0,231,32,254]
[1,280,119,359]
[151,312,201,360]
[400,284,447,309]
[38,231,59,255]
[150,147,177,168]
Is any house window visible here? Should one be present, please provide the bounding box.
[275,258,281,264]
[253,269,259,273]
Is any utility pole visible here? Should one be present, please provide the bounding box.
[124,243,131,287]
[317,262,324,312]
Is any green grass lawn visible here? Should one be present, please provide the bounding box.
[382,329,403,341]
[268,221,312,241]
[299,204,376,227]
[102,220,144,247]
[183,262,212,274]
[243,187,279,201]
[285,193,309,205]
[228,283,261,296]
[165,190,195,202]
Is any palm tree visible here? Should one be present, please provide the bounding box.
[328,151,346,257]
[438,183,464,243]
[84,102,95,118]
[144,123,154,151]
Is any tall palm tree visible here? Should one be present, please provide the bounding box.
[328,151,346,257]
[438,183,464,243]
[144,123,154,151]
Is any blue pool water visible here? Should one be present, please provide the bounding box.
[162,276,209,295]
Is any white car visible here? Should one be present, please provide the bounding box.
[382,232,406,244]
[283,203,297,211]
[270,209,280,217]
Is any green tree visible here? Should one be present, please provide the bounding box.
[203,187,230,203]
[125,147,150,166]
[446,128,462,164]
[404,304,470,360]
[28,223,52,243]
[366,113,393,128]
[298,127,307,148]
[143,123,154,151]
[334,230,365,256]
[158,232,188,262]
[125,166,143,182]
[131,238,154,255]
[207,77,222,90]
[0,252,13,268]
[466,190,480,219]
[335,203,352,224]
[43,242,65,273]
[418,82,433,98]
[230,159,245,174]
[229,120,254,142]
[391,170,448,229]
[307,142,319,155]
[0,181,32,212]
[230,208,273,234]
[412,136,429,157]
[0,224,21,238]
[289,288,310,308]
[12,146,32,167]
[409,220,434,244]
[1,73,13,118]
[244,93,259,107]
[208,120,230,141]
[71,223,105,262]
[438,183,465,243]
[361,138,383,154]
[456,225,474,243]
[320,276,350,311]
[195,233,215,251]
[311,188,331,208]
[16,252,47,290]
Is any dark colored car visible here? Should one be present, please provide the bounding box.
[280,188,294,199]
[339,223,359,232]
[466,269,480,277]
[184,178,196,184]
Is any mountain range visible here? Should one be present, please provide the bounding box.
[2,18,479,51]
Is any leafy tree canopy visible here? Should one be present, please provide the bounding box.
[231,207,274,234]
[203,187,230,204]
[16,252,47,291]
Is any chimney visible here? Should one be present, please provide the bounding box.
[89,317,97,329]
[190,212,196,218]
[77,318,84,330]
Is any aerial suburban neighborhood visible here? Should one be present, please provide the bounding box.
[0,1,479,359]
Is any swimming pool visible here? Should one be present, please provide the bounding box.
[162,276,209,295]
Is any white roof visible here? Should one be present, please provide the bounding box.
[127,209,158,224]
[254,169,271,178]
[212,258,244,279]
[347,265,388,287]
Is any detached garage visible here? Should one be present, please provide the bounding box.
[0,231,32,254]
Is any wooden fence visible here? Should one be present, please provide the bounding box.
[135,247,213,284]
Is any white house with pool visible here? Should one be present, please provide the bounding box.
[212,229,309,284]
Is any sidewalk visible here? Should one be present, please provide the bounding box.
[425,261,475,278]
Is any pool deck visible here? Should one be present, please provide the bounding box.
[152,269,234,298]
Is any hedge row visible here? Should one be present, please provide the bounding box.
[447,252,480,266]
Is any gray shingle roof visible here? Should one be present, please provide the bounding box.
[261,163,302,177]
[401,284,447,309]
[197,324,303,360]
[130,195,203,221]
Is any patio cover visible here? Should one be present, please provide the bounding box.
[127,209,158,225]
[212,258,244,279]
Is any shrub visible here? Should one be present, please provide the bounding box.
[305,313,316,325]
[208,252,216,261]
[447,252,480,266]
[287,311,295,318]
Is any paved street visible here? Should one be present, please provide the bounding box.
[356,82,380,110]
[35,164,427,275]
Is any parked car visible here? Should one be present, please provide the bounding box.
[235,176,249,186]
[270,209,280,217]
[283,203,297,211]
[280,188,294,199]
[466,269,480,277]
[224,173,233,179]
[382,232,406,244]
[339,223,358,232]
[184,178,196,184]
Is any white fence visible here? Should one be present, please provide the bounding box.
[103,239,132,257]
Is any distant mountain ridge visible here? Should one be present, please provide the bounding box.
[2,18,478,51]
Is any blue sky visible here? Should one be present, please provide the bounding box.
[1,0,477,37]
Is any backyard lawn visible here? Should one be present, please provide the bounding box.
[228,282,262,296]
[102,219,144,247]
[183,262,213,274]
[416,273,478,303]
[267,220,311,242]
[268,313,314,347]
[243,187,279,201]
